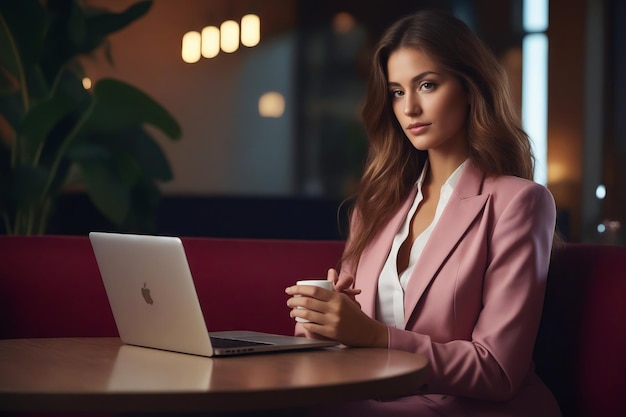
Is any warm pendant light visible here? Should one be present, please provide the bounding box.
[220,20,240,53]
[241,14,260,47]
[181,31,201,63]
[182,13,260,62]
[201,26,220,58]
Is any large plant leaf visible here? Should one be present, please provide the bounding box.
[68,127,172,181]
[78,158,131,226]
[121,127,173,181]
[69,138,165,232]
[53,67,92,104]
[0,0,176,235]
[0,0,47,76]
[39,1,152,82]
[0,0,47,120]
[65,141,110,161]
[40,0,86,84]
[87,78,181,140]
[81,1,152,54]
[17,93,79,162]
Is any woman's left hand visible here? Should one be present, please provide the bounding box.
[286,281,388,348]
[329,268,362,307]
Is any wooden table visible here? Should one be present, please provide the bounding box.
[0,337,428,414]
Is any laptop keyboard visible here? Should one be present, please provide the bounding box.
[210,336,272,348]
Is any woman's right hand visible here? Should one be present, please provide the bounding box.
[287,281,387,347]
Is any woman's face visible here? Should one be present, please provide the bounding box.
[387,47,468,157]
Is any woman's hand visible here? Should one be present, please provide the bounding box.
[286,269,388,348]
[327,268,361,306]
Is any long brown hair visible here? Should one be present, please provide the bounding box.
[343,9,534,263]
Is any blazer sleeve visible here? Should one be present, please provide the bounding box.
[387,182,556,401]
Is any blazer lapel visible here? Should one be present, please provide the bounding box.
[357,184,419,318]
[403,163,489,325]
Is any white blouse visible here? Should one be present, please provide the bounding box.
[376,160,468,328]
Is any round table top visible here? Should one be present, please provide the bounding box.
[0,337,428,413]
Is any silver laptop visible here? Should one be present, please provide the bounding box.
[89,232,337,357]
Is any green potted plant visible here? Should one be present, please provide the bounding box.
[0,0,181,235]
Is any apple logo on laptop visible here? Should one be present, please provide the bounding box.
[141,282,154,305]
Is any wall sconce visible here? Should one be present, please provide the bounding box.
[258,92,285,118]
[181,14,261,62]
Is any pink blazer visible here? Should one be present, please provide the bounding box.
[325,162,562,416]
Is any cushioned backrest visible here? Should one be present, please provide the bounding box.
[182,237,345,335]
[0,236,345,339]
[534,243,626,417]
[0,236,117,339]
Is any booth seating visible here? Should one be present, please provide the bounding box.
[533,243,626,417]
[0,235,624,417]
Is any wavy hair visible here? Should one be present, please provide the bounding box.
[343,9,534,263]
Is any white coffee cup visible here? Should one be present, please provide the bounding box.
[295,279,333,323]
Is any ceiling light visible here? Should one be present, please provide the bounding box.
[241,14,260,47]
[201,26,220,58]
[220,20,239,53]
[181,31,201,63]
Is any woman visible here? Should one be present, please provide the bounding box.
[286,9,561,417]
